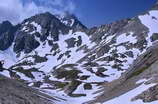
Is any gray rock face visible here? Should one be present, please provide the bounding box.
[23,12,70,37]
[132,84,158,102]
[65,36,82,48]
[14,32,40,53]
[0,21,19,50]
[0,74,54,104]
[151,33,158,42]
[89,19,130,43]
[124,42,158,80]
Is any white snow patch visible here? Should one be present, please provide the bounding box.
[116,33,137,45]
[31,21,42,33]
[0,45,17,68]
[0,70,10,77]
[117,46,127,53]
[136,79,148,84]
[139,10,158,47]
[103,83,156,104]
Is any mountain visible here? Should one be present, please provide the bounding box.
[0,2,158,104]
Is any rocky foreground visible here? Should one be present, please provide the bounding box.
[0,74,56,104]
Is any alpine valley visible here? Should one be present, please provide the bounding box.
[0,2,158,104]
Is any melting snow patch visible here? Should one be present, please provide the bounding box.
[136,79,148,84]
[0,70,10,77]
[31,22,42,33]
[117,46,127,53]
[103,83,157,104]
[116,33,137,45]
[139,10,158,47]
[0,46,17,68]
[43,83,103,104]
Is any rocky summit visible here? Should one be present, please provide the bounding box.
[0,2,158,104]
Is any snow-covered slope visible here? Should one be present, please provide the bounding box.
[0,2,158,104]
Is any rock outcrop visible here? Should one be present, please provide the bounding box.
[0,74,55,104]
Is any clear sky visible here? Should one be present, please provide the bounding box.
[0,0,157,27]
[73,0,157,27]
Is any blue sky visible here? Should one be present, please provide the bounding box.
[0,0,157,27]
[73,0,157,27]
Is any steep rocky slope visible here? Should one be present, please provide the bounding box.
[0,74,57,104]
[0,2,158,104]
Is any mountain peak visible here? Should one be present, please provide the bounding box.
[56,11,87,30]
[0,20,12,26]
[22,12,60,26]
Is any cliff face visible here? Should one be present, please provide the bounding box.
[0,2,158,104]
